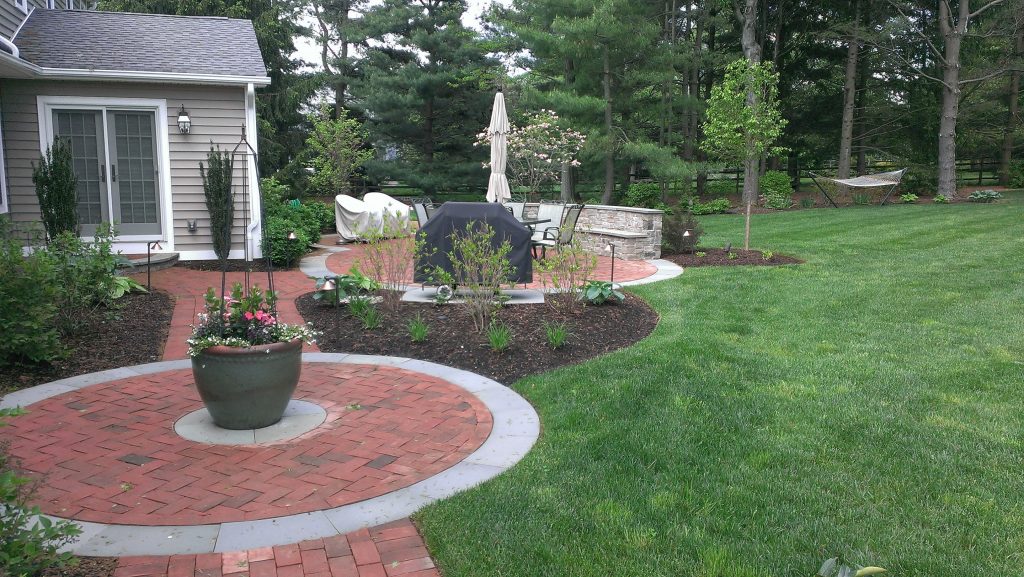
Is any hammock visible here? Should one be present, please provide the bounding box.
[809,168,907,207]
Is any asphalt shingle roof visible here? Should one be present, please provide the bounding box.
[15,9,267,78]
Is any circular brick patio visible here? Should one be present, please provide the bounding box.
[2,362,492,526]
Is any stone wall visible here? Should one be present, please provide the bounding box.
[524,204,663,260]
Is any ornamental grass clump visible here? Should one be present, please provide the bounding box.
[187,282,317,357]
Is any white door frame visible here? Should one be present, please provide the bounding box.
[36,95,175,251]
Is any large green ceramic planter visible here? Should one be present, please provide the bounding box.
[191,338,303,430]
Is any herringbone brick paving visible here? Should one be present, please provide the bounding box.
[1,363,491,525]
[113,518,440,577]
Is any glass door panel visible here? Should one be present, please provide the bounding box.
[52,110,105,236]
[108,111,160,235]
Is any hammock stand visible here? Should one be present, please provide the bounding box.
[808,168,907,207]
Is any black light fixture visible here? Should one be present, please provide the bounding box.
[605,242,617,286]
[321,277,339,309]
[176,105,191,134]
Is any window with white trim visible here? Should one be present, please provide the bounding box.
[13,0,28,14]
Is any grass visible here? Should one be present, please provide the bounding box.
[415,193,1024,577]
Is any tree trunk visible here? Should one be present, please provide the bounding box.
[837,1,860,184]
[738,0,761,251]
[602,44,615,204]
[937,1,966,199]
[562,57,578,202]
[999,21,1024,185]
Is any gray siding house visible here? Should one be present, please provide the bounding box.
[0,3,269,260]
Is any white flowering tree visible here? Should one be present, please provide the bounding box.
[477,110,586,200]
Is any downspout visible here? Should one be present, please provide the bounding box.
[244,83,262,258]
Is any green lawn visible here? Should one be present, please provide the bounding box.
[416,194,1024,577]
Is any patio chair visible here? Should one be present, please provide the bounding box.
[504,202,526,220]
[413,203,430,225]
[532,203,584,259]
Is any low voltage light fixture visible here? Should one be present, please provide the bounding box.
[176,105,191,134]
[287,231,298,240]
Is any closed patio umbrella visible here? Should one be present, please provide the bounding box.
[485,91,511,203]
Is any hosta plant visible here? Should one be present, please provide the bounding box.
[581,280,624,305]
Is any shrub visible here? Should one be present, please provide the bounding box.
[40,225,121,336]
[902,165,937,196]
[262,216,310,266]
[32,138,78,240]
[799,197,815,208]
[663,211,704,254]
[581,280,624,305]
[1008,160,1024,188]
[446,222,513,332]
[623,182,661,208]
[359,214,417,311]
[307,201,335,232]
[1,408,82,576]
[968,189,1002,203]
[934,194,949,204]
[900,193,918,203]
[759,170,793,209]
[0,234,62,365]
[200,146,234,262]
[691,198,732,215]
[704,179,736,197]
[533,240,597,313]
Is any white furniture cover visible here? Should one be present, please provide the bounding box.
[334,192,410,242]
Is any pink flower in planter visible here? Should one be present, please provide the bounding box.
[243,311,255,321]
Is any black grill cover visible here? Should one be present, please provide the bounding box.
[414,202,533,284]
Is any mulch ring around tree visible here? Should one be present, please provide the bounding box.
[662,247,802,268]
[0,291,174,395]
[297,292,660,385]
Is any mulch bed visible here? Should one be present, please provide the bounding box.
[181,259,296,273]
[662,247,802,267]
[297,292,660,385]
[0,291,174,394]
[41,557,118,577]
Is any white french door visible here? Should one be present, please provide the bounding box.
[52,108,162,237]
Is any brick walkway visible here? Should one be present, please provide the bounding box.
[115,519,439,577]
[4,364,490,526]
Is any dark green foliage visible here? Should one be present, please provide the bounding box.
[486,321,512,352]
[263,178,323,247]
[852,193,872,205]
[408,314,429,342]
[32,138,78,241]
[543,321,569,350]
[200,146,234,262]
[663,211,703,254]
[40,225,121,336]
[623,183,661,209]
[690,198,732,215]
[307,201,336,233]
[313,270,379,306]
[759,170,793,209]
[0,230,62,365]
[262,216,310,266]
[800,197,816,209]
[902,165,938,196]
[704,180,737,198]
[1,409,82,575]
[1008,161,1024,188]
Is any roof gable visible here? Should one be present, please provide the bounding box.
[15,10,268,80]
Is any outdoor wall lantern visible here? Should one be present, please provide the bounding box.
[287,231,298,240]
[176,105,191,134]
[186,219,198,232]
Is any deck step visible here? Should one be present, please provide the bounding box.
[117,252,180,274]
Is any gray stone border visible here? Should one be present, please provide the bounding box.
[1,354,539,556]
[618,258,683,287]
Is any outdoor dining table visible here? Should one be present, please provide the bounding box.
[517,218,550,231]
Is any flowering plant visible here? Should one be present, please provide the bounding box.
[476,109,586,197]
[187,282,318,357]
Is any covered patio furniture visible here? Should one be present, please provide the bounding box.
[532,204,584,259]
[334,192,410,242]
[414,202,533,284]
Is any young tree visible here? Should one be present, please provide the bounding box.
[32,138,78,241]
[701,58,786,250]
[306,107,374,196]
